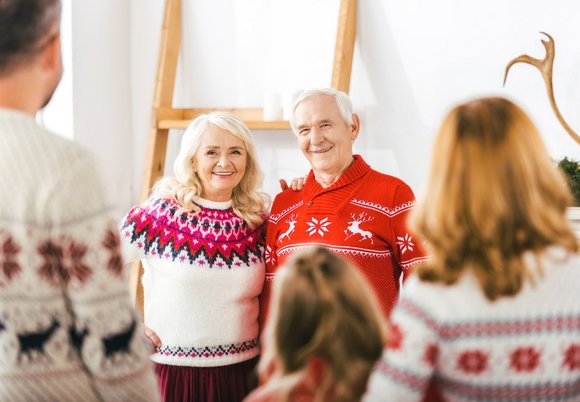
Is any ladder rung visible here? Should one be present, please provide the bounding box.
[155,107,291,130]
[157,119,291,130]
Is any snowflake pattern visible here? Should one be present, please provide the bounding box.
[102,229,123,276]
[563,343,580,371]
[306,217,331,237]
[509,346,541,373]
[68,242,92,283]
[37,239,93,285]
[1,236,21,282]
[396,233,415,255]
[38,240,67,284]
[265,245,274,265]
[387,323,403,350]
[423,344,439,367]
[456,350,488,375]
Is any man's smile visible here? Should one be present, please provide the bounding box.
[309,145,334,154]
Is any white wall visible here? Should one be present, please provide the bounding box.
[70,0,580,211]
[129,0,339,200]
[70,0,133,208]
[363,0,580,196]
[39,0,73,139]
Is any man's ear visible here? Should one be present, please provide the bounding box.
[350,113,360,141]
[42,32,61,73]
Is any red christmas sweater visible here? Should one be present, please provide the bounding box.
[260,155,428,325]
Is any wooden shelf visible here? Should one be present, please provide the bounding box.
[154,107,291,130]
[158,119,290,130]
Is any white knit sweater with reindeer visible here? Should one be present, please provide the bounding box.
[0,109,159,402]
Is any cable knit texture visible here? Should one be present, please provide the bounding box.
[0,108,160,402]
[364,248,580,402]
[260,155,428,324]
[120,196,266,367]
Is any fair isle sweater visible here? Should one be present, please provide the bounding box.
[260,155,428,324]
[0,109,159,402]
[364,248,580,402]
[121,196,266,367]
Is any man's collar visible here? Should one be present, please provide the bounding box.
[304,154,370,196]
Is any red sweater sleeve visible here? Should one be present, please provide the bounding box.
[389,183,428,282]
[259,211,281,331]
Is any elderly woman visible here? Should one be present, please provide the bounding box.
[121,112,269,402]
[364,97,580,401]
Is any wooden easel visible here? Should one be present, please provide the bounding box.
[131,0,357,310]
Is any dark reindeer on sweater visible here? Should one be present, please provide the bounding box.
[102,319,136,360]
[16,318,60,363]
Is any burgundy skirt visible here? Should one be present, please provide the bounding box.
[154,358,258,402]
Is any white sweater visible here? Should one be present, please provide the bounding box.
[364,247,580,402]
[121,196,266,367]
[0,108,159,402]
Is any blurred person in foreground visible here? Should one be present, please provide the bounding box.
[0,0,159,400]
[364,96,580,401]
[246,246,386,402]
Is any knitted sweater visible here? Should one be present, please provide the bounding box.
[364,247,580,402]
[0,109,159,402]
[261,155,428,323]
[121,196,266,367]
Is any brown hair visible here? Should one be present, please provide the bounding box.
[260,247,386,402]
[413,96,578,300]
[0,0,61,75]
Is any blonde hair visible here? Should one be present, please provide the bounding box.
[260,247,386,402]
[153,111,269,228]
[413,96,578,300]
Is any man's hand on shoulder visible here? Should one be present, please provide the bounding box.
[279,176,306,192]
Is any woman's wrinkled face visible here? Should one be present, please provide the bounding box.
[193,124,247,202]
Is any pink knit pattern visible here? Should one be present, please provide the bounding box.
[122,198,265,268]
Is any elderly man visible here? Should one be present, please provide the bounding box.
[261,88,428,323]
[0,1,158,400]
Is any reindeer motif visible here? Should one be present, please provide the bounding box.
[102,319,136,361]
[278,214,298,243]
[344,212,374,244]
[68,324,89,357]
[17,318,60,364]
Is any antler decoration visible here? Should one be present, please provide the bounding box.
[503,32,580,145]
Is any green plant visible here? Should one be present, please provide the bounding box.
[558,157,580,207]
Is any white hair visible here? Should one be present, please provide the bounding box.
[289,88,354,132]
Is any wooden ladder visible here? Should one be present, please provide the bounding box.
[131,0,357,310]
